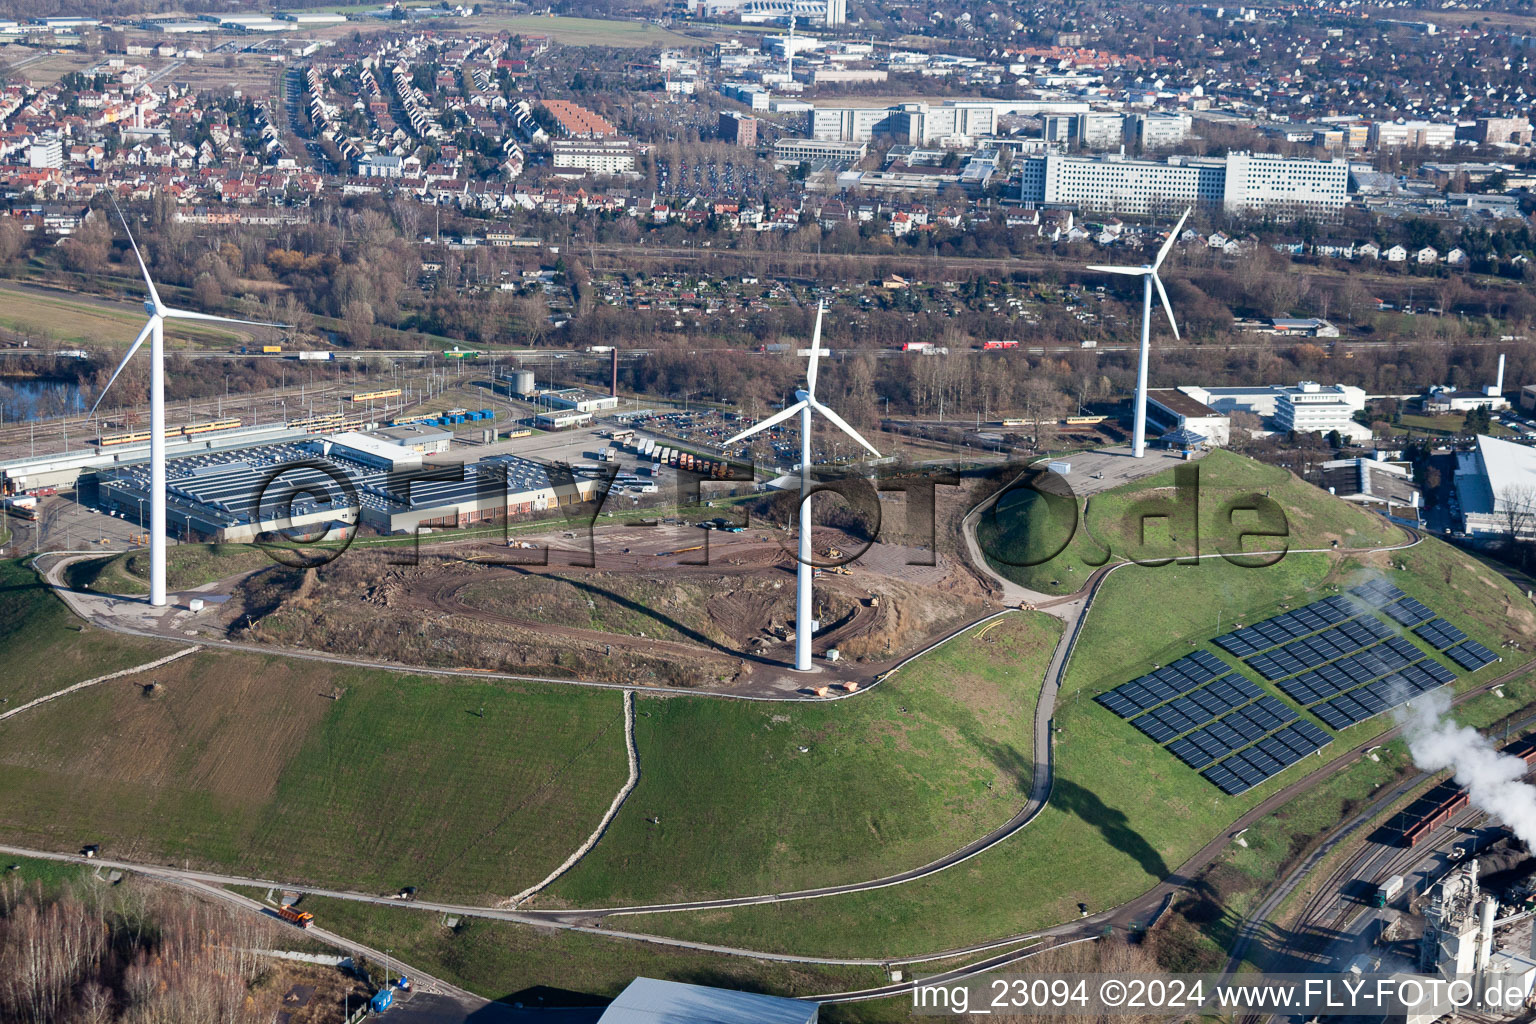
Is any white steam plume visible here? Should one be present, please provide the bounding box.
[1396,689,1536,847]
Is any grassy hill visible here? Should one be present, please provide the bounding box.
[609,536,1535,957]
[538,611,1061,906]
[976,450,1403,595]
[0,559,178,708]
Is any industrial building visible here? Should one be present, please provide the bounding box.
[1454,434,1536,542]
[369,424,453,454]
[1421,354,1509,413]
[597,977,818,1024]
[1146,389,1231,447]
[95,438,601,542]
[1018,151,1349,217]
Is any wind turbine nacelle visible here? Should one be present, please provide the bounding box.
[794,389,810,402]
[144,298,157,316]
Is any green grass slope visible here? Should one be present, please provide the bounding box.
[540,612,1062,905]
[0,559,177,708]
[977,450,1402,595]
[0,649,630,903]
[612,538,1535,957]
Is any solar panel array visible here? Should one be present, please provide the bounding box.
[1350,579,1405,608]
[1096,579,1492,797]
[1446,640,1500,673]
[1202,722,1333,795]
[1245,616,1394,680]
[1093,651,1230,718]
[1165,695,1299,769]
[1415,619,1469,651]
[1275,636,1429,704]
[1310,661,1457,730]
[1211,596,1353,658]
[1129,675,1265,743]
[1383,597,1435,627]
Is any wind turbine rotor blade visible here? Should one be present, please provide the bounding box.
[1154,206,1192,270]
[113,199,161,313]
[1085,265,1150,276]
[89,318,155,415]
[810,399,881,458]
[162,307,290,329]
[806,301,824,397]
[723,400,807,446]
[1152,273,1180,342]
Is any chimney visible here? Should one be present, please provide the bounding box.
[610,348,618,398]
[1498,352,1506,394]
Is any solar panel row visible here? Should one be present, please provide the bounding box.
[1131,675,1266,743]
[1383,597,1435,627]
[1414,618,1469,651]
[1309,661,1456,730]
[1273,636,1427,705]
[1201,721,1333,795]
[1445,640,1500,673]
[1211,596,1353,658]
[1350,579,1407,609]
[1165,696,1299,769]
[1093,651,1230,719]
[1244,615,1395,680]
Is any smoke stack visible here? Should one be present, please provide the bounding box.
[610,348,618,398]
[1498,353,1506,394]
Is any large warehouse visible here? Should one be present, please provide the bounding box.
[99,437,600,542]
[1454,433,1536,542]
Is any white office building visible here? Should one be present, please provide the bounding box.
[773,137,867,165]
[28,135,63,169]
[1128,111,1192,149]
[1019,151,1348,218]
[809,102,995,144]
[1274,381,1371,440]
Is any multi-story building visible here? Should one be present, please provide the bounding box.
[1068,111,1126,150]
[1472,116,1535,146]
[28,135,63,169]
[550,140,640,176]
[1273,381,1369,439]
[718,110,758,147]
[1018,152,1347,218]
[809,102,995,144]
[773,138,867,165]
[1369,120,1456,149]
[1127,112,1191,150]
[825,0,846,25]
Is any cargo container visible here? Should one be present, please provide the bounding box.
[262,345,283,354]
[371,990,393,1012]
[277,905,313,928]
[479,408,494,418]
[1374,875,1404,907]
[297,350,333,361]
[1047,460,1072,476]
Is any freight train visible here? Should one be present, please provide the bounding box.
[1387,734,1536,847]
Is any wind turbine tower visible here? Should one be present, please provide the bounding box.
[92,206,286,607]
[723,303,879,671]
[1086,207,1190,458]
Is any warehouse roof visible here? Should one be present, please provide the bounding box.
[597,978,818,1024]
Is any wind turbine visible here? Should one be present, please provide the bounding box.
[724,302,879,672]
[1087,207,1190,458]
[92,205,286,607]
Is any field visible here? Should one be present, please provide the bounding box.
[976,449,1403,595]
[606,538,1535,957]
[0,644,631,903]
[66,544,278,596]
[538,611,1061,905]
[0,282,261,351]
[0,558,177,709]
